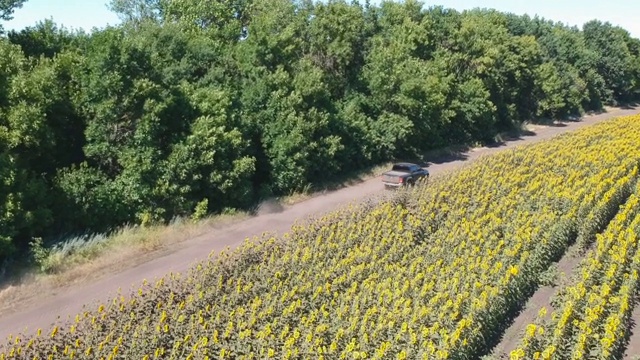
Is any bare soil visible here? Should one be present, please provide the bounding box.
[490,244,585,358]
[625,304,640,359]
[0,106,638,341]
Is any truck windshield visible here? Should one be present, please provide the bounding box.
[392,165,412,172]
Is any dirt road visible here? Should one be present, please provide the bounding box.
[0,107,638,341]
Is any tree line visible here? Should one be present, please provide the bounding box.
[1,0,639,262]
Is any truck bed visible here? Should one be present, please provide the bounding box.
[381,171,408,185]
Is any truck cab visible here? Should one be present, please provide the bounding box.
[381,162,429,188]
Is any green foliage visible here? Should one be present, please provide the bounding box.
[0,0,25,23]
[583,20,637,102]
[191,198,208,222]
[5,113,640,359]
[7,19,82,58]
[2,1,640,263]
[163,87,256,214]
[54,163,125,232]
[538,262,559,287]
[162,0,251,39]
[28,237,51,273]
[109,0,163,24]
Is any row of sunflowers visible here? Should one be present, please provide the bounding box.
[2,115,640,359]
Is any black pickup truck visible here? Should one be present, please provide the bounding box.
[381,162,429,189]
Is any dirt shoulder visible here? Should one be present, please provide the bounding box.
[0,106,638,340]
[490,244,585,358]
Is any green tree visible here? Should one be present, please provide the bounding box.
[7,19,84,58]
[162,0,253,42]
[109,0,163,24]
[304,0,371,97]
[54,164,123,232]
[583,20,637,103]
[162,87,255,215]
[362,1,452,157]
[0,0,26,31]
[0,40,57,258]
[69,26,191,224]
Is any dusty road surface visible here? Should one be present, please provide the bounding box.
[0,106,639,341]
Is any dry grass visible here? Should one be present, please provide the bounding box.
[0,114,594,316]
[278,162,394,206]
[0,118,564,313]
[0,161,389,314]
[0,161,393,313]
[0,211,250,316]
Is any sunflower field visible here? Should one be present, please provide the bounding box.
[2,115,640,359]
[510,170,640,358]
